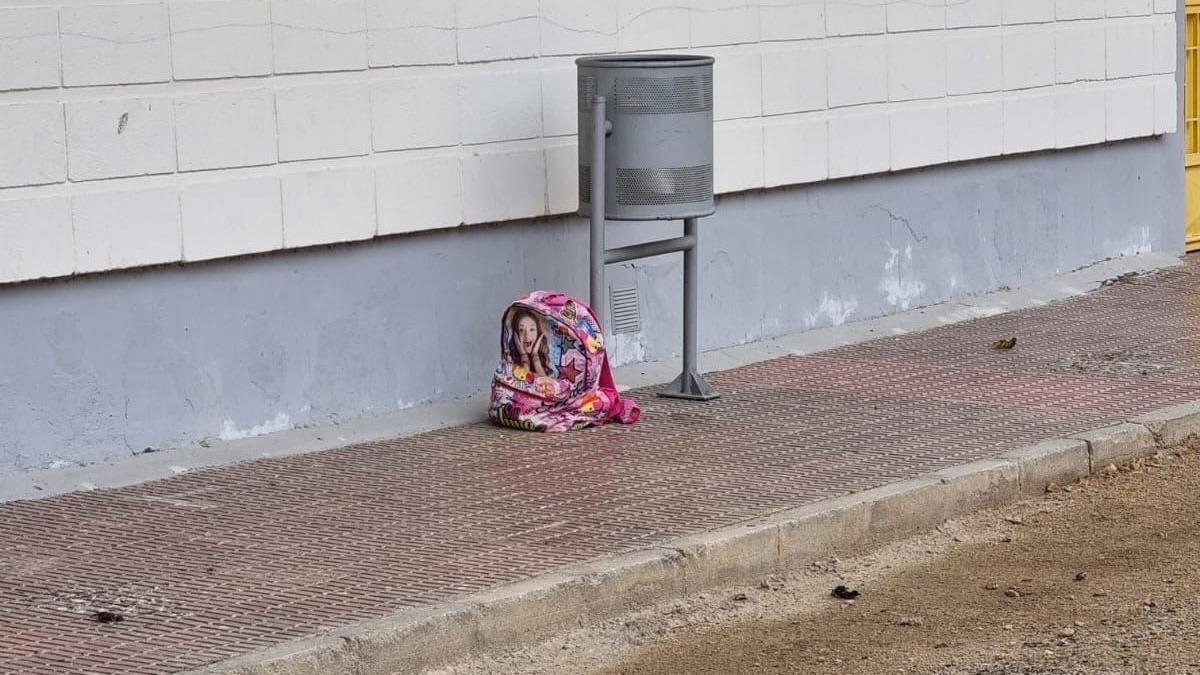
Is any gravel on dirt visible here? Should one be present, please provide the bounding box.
[433,447,1200,675]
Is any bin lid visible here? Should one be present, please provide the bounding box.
[575,54,714,69]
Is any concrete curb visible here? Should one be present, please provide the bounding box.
[181,403,1198,675]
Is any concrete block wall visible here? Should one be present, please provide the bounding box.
[0,0,1180,285]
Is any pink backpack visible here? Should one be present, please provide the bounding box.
[489,291,640,432]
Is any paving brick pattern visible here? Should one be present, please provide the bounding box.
[5,260,1200,674]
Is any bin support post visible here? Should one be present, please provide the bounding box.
[589,96,607,326]
[587,94,717,402]
[659,217,719,401]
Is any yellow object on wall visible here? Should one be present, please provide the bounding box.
[1188,2,1200,251]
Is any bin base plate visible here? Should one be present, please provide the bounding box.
[658,370,720,401]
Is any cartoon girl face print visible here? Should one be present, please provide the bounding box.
[515,315,540,357]
[504,307,559,384]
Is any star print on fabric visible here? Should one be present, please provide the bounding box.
[557,359,580,383]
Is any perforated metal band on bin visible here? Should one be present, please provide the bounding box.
[579,74,713,114]
[613,75,713,114]
[615,165,713,206]
[578,76,597,112]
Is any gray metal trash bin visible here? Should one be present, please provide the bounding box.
[576,55,715,222]
[576,53,720,401]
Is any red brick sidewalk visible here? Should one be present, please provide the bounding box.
[5,259,1200,674]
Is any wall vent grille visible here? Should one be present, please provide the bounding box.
[609,284,641,334]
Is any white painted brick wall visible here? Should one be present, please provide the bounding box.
[60,4,171,87]
[826,0,887,36]
[366,0,456,67]
[170,1,273,80]
[1004,24,1056,89]
[0,103,65,188]
[763,116,828,186]
[459,68,543,144]
[1003,0,1056,24]
[1154,76,1177,134]
[618,0,691,51]
[888,33,947,101]
[457,0,539,63]
[281,167,376,247]
[545,142,580,214]
[1153,14,1178,75]
[1004,92,1056,153]
[541,64,579,137]
[1057,0,1105,20]
[72,188,181,273]
[948,0,1003,27]
[0,198,73,283]
[0,0,1179,283]
[828,112,890,178]
[759,0,825,41]
[1056,21,1108,82]
[827,40,888,107]
[946,29,1004,94]
[761,46,827,115]
[65,98,175,181]
[891,104,948,170]
[0,8,60,91]
[888,0,946,32]
[541,0,618,56]
[1055,84,1108,147]
[175,90,277,171]
[1106,80,1156,140]
[691,0,760,47]
[181,177,282,261]
[377,155,463,234]
[271,0,367,74]
[462,148,546,224]
[276,84,371,161]
[372,75,461,151]
[1107,0,1154,17]
[712,46,763,120]
[947,99,1004,161]
[1107,18,1156,78]
[713,119,765,192]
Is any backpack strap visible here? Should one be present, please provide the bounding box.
[595,323,640,426]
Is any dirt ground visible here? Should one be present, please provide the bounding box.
[435,447,1200,675]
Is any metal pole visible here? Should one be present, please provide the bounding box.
[604,234,694,265]
[660,217,718,400]
[589,96,606,324]
[682,217,698,386]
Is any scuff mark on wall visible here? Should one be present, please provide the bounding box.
[608,331,647,367]
[1112,227,1153,257]
[880,244,927,311]
[219,413,290,441]
[804,293,858,328]
[44,458,79,470]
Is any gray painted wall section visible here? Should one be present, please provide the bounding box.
[0,136,1183,471]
